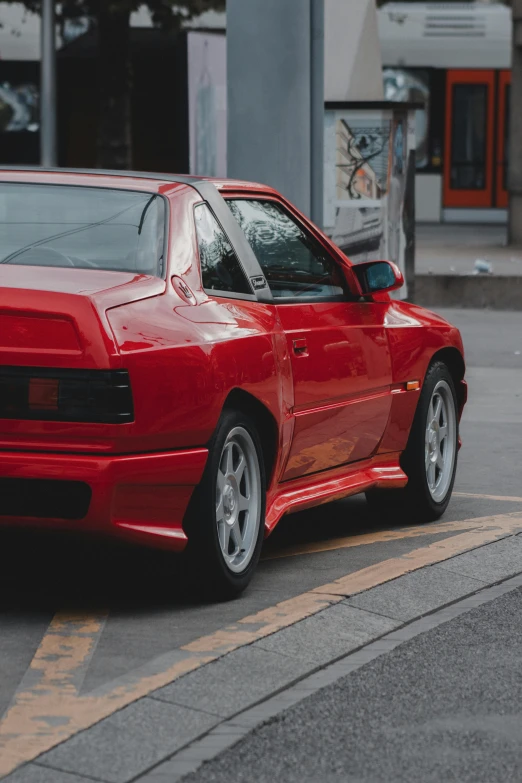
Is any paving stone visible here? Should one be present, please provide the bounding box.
[152,645,314,719]
[38,697,217,783]
[253,603,399,665]
[345,565,487,622]
[438,535,522,583]
[2,765,91,783]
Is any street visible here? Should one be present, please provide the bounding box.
[1,306,522,782]
[185,584,522,783]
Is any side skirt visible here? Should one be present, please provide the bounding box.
[265,453,407,534]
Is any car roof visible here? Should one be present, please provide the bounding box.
[0,167,277,196]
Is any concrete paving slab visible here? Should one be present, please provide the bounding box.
[2,765,91,783]
[166,578,522,783]
[344,565,487,622]
[152,645,314,719]
[438,535,522,583]
[37,697,218,783]
[253,603,399,665]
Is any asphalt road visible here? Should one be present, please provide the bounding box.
[179,306,522,783]
[1,306,522,781]
[186,586,522,783]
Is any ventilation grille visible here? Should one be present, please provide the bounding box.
[424,13,487,37]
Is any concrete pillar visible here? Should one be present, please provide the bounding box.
[40,0,57,166]
[509,0,522,245]
[227,0,323,220]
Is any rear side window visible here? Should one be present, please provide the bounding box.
[0,183,165,276]
[227,199,346,300]
[194,203,252,295]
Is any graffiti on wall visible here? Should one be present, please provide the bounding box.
[324,107,414,299]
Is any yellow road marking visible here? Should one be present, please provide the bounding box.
[0,611,107,776]
[2,511,522,778]
[265,493,522,562]
[313,513,522,595]
[263,518,475,560]
[455,492,522,503]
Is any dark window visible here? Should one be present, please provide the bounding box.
[194,204,252,295]
[227,199,346,300]
[450,84,488,190]
[0,183,166,275]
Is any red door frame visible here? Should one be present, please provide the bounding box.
[444,69,496,208]
[496,70,511,209]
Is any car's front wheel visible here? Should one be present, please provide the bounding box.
[366,361,459,522]
[184,409,266,599]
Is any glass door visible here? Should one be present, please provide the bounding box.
[444,70,495,208]
[496,70,511,209]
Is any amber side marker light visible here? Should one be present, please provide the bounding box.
[406,380,420,391]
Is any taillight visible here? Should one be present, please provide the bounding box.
[0,368,134,424]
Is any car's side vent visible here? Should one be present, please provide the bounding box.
[0,367,134,424]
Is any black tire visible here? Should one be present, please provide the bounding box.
[183,409,266,600]
[366,361,459,523]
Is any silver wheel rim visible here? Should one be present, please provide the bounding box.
[216,426,262,574]
[425,380,457,503]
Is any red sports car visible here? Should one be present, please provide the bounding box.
[0,168,466,596]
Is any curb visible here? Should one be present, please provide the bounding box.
[414,274,522,310]
[11,531,522,783]
[137,569,522,783]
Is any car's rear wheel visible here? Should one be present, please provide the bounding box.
[183,409,266,599]
[366,361,459,523]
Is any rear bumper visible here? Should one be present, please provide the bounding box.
[0,447,209,552]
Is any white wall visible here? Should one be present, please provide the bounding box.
[325,0,383,101]
[416,175,442,223]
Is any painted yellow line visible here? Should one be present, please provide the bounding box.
[265,494,522,562]
[313,512,522,596]
[0,611,107,777]
[263,518,476,561]
[2,511,522,778]
[0,594,335,777]
[455,492,522,504]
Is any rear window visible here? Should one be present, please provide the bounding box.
[0,183,166,276]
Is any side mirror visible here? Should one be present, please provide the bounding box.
[351,260,404,297]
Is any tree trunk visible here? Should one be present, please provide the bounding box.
[96,7,132,169]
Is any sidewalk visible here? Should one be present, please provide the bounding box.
[416,224,522,277]
[414,224,522,310]
[181,570,522,783]
[9,524,522,783]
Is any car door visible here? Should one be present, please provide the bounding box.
[226,197,393,481]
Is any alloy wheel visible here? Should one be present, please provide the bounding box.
[215,426,262,574]
[425,379,457,503]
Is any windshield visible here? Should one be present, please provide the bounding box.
[0,183,166,276]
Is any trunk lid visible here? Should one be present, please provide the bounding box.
[0,266,164,368]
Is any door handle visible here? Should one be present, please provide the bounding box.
[293,338,308,356]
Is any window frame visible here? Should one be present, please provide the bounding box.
[224,194,358,305]
[193,201,257,301]
[0,181,169,279]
